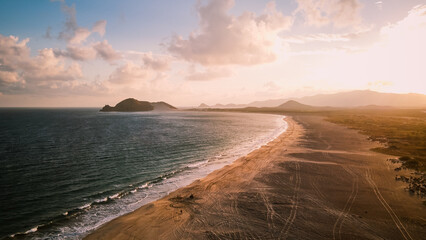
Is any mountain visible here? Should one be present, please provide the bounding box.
[212,103,225,108]
[202,103,246,108]
[198,103,209,108]
[245,90,426,108]
[100,98,177,112]
[274,100,336,112]
[277,100,319,111]
[248,98,292,108]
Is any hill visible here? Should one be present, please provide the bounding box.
[296,90,426,108]
[277,100,319,111]
[245,90,426,108]
[100,98,177,112]
[198,103,209,108]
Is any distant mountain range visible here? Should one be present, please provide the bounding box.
[198,90,426,109]
[276,100,335,111]
[101,98,177,112]
[198,103,246,108]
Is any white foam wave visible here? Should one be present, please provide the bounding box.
[187,159,209,168]
[79,203,92,210]
[25,226,38,234]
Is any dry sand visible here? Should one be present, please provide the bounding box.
[84,115,425,240]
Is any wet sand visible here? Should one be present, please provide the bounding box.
[85,115,425,239]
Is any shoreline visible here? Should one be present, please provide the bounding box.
[85,114,425,239]
[84,116,297,239]
[4,112,286,239]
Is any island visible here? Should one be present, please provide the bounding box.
[100,98,177,112]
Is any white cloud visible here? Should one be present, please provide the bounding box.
[375,1,383,11]
[108,61,148,84]
[92,20,107,37]
[282,31,366,43]
[54,45,97,61]
[69,28,91,44]
[57,3,107,44]
[0,34,83,93]
[27,48,83,82]
[0,71,26,92]
[54,41,121,63]
[108,53,171,84]
[141,52,170,71]
[296,0,362,28]
[93,40,121,62]
[168,0,292,66]
[52,4,120,64]
[56,2,115,60]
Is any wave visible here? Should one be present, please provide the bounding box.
[9,225,41,238]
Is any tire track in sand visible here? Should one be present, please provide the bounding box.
[320,150,359,240]
[332,164,359,240]
[279,161,301,239]
[365,168,413,240]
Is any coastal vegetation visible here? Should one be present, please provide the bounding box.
[324,109,426,172]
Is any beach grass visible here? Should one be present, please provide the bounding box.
[324,109,426,172]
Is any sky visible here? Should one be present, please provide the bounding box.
[0,0,425,107]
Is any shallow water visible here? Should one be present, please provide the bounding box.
[0,109,286,239]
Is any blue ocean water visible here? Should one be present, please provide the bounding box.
[0,109,286,239]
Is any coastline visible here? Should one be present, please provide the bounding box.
[3,111,286,239]
[85,115,425,239]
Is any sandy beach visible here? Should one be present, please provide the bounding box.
[84,115,425,240]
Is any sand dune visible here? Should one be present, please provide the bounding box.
[85,115,425,239]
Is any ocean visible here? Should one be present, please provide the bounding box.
[0,109,286,239]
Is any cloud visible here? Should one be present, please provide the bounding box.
[168,0,292,66]
[141,52,170,71]
[375,1,383,11]
[92,20,107,37]
[108,53,171,84]
[58,3,79,42]
[54,41,122,63]
[93,40,121,62]
[186,67,232,81]
[380,5,426,39]
[1,2,117,96]
[108,62,148,84]
[282,29,369,43]
[54,45,97,61]
[69,28,91,44]
[296,0,362,28]
[0,34,83,93]
[25,48,83,82]
[57,2,108,44]
[52,2,120,63]
[0,70,25,91]
[297,5,426,93]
